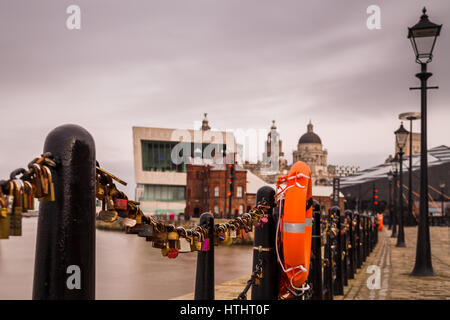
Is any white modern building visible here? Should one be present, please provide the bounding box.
[132,118,236,215]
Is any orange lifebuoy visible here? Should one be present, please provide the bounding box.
[275,161,312,298]
[377,213,383,231]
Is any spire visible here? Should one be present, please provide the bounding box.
[201,113,211,131]
[307,120,313,133]
[271,120,277,130]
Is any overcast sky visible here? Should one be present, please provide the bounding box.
[1,0,449,197]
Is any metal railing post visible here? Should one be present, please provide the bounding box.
[331,206,343,296]
[32,124,96,300]
[345,210,355,279]
[311,200,323,300]
[194,212,215,300]
[323,211,333,300]
[361,215,367,262]
[251,186,279,300]
[341,215,348,287]
[355,212,362,268]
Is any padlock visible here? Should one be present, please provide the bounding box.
[11,180,22,236]
[161,244,170,257]
[24,181,35,211]
[39,166,55,202]
[168,248,179,259]
[98,196,118,222]
[166,230,179,248]
[240,228,247,240]
[12,180,23,215]
[19,180,28,213]
[201,238,210,252]
[0,192,9,239]
[128,209,144,234]
[31,164,44,198]
[179,237,192,253]
[194,231,203,251]
[185,233,196,252]
[152,230,168,249]
[122,217,136,228]
[114,198,128,211]
[138,223,154,240]
[229,226,237,239]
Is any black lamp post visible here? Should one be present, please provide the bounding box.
[399,112,421,226]
[387,170,393,230]
[439,182,446,225]
[408,7,441,276]
[395,123,408,247]
[390,158,399,238]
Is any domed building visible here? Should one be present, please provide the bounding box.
[293,121,332,186]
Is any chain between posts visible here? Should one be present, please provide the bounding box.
[94,163,272,258]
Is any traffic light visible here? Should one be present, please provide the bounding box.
[229,163,235,196]
[373,187,379,211]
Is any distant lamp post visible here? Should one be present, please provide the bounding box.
[399,112,421,226]
[409,7,441,276]
[395,123,408,247]
[387,170,394,230]
[390,158,399,238]
[439,182,446,224]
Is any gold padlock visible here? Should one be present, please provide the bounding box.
[168,231,179,241]
[194,231,203,251]
[40,166,55,202]
[161,244,170,257]
[0,191,9,239]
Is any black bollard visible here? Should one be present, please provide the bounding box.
[355,212,362,268]
[345,210,355,279]
[361,215,367,262]
[323,211,333,300]
[311,200,323,300]
[331,206,343,296]
[368,216,373,253]
[33,124,96,300]
[251,186,279,300]
[194,212,215,300]
[341,216,348,287]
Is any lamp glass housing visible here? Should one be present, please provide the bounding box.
[408,8,442,63]
[395,123,409,151]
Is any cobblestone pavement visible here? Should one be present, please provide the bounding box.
[172,275,251,300]
[337,226,450,300]
[174,226,450,300]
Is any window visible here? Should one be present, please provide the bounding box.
[237,186,243,198]
[214,186,219,197]
[141,140,226,172]
[214,205,219,214]
[141,140,186,172]
[239,205,244,215]
[139,184,186,201]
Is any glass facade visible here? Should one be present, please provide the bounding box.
[137,184,186,202]
[141,140,225,172]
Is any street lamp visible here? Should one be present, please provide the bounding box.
[408,7,441,276]
[399,112,421,226]
[390,158,399,238]
[387,170,393,230]
[439,182,446,225]
[395,123,408,247]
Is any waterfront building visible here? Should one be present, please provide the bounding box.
[293,121,333,186]
[132,114,236,215]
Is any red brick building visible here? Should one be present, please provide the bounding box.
[185,162,254,218]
